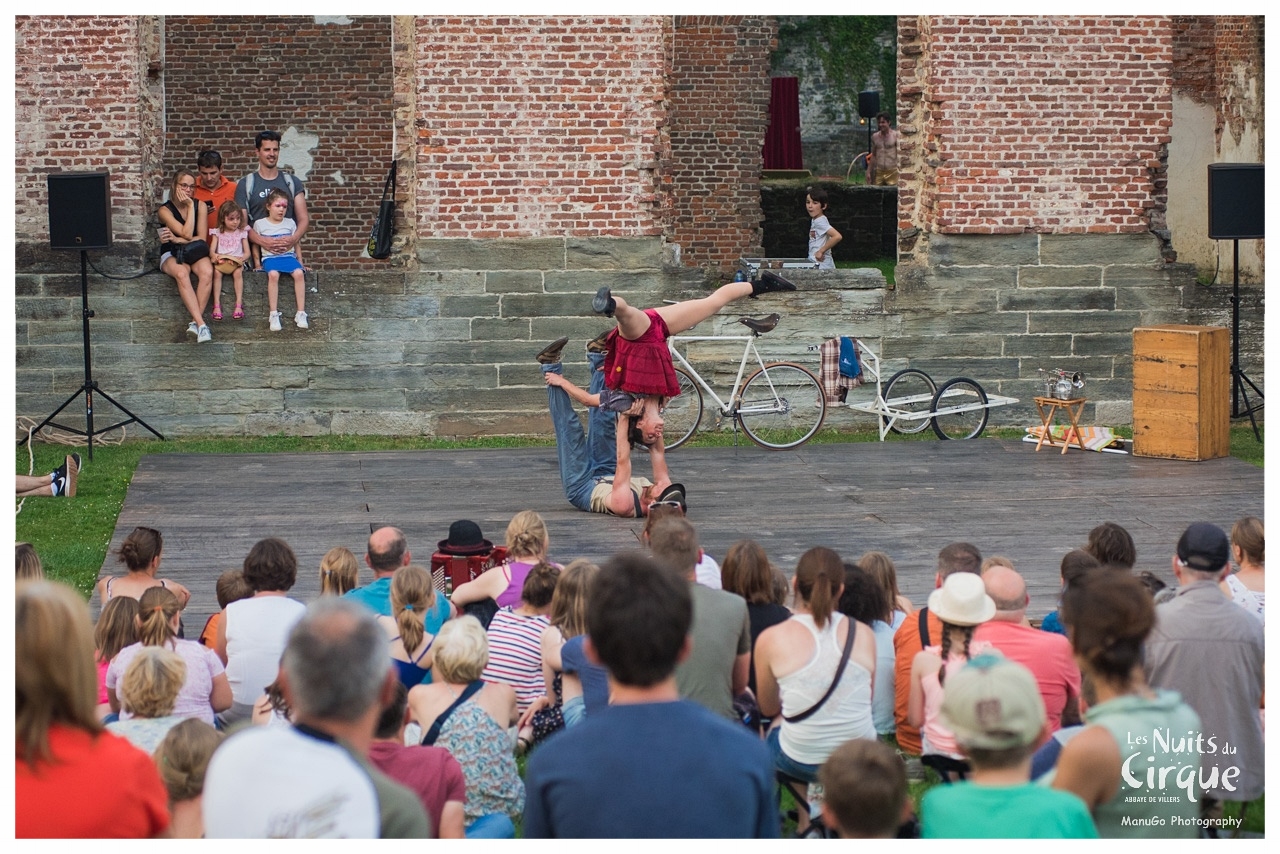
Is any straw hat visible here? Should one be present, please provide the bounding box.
[926,572,996,626]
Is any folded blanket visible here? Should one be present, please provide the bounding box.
[1025,424,1129,453]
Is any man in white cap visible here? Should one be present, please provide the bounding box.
[922,653,1097,838]
[1144,522,1265,822]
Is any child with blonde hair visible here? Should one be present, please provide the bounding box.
[209,200,249,321]
[93,596,140,720]
[319,546,359,597]
[153,719,224,838]
[107,646,188,752]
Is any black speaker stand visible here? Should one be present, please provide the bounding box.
[21,251,164,461]
[1227,239,1263,442]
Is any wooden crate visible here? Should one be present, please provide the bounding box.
[1132,325,1229,460]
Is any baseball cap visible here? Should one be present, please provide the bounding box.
[940,652,1045,750]
[1176,522,1230,572]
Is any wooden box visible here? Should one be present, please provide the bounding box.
[1132,325,1229,460]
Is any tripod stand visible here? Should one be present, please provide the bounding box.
[22,250,163,460]
[1227,239,1263,442]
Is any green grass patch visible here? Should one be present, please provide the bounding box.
[836,257,895,284]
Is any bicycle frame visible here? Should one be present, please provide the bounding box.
[667,334,766,418]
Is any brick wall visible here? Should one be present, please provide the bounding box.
[163,16,394,270]
[903,17,1174,241]
[413,17,669,240]
[13,16,155,262]
[667,16,775,273]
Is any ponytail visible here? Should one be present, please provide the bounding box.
[391,565,433,654]
[136,587,181,648]
[794,546,844,629]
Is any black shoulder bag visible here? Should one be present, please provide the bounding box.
[366,161,397,259]
[782,616,857,724]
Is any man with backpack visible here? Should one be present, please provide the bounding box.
[235,130,309,267]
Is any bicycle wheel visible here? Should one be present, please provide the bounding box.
[661,367,703,451]
[736,362,826,450]
[930,377,989,440]
[882,368,937,435]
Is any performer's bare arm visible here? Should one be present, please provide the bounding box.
[608,418,640,517]
[544,371,600,407]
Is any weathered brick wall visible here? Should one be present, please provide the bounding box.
[667,16,775,273]
[13,16,158,265]
[902,16,1174,243]
[413,17,668,240]
[163,16,395,270]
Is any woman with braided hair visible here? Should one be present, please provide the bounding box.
[907,572,995,760]
[105,586,231,726]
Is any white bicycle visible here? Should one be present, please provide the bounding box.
[662,313,826,451]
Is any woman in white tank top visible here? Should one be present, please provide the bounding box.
[755,547,877,784]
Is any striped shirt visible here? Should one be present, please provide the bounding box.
[481,609,550,714]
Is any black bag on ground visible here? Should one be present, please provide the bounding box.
[366,161,397,259]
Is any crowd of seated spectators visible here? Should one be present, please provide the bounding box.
[17,513,1264,838]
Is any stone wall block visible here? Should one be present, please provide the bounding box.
[1028,311,1142,335]
[26,321,135,346]
[439,294,502,318]
[326,318,470,342]
[565,238,664,270]
[999,288,1116,312]
[285,388,408,411]
[1072,332,1138,356]
[329,411,435,436]
[502,293,616,319]
[434,413,553,439]
[484,271,546,294]
[308,366,433,391]
[470,318,534,343]
[417,238,566,270]
[1040,233,1164,265]
[411,386,547,412]
[544,270,673,295]
[405,271,488,296]
[172,389,287,414]
[998,334,1076,358]
[244,410,333,436]
[927,233,1039,267]
[1017,266,1105,289]
[232,342,407,369]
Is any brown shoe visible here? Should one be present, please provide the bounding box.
[585,329,611,354]
[535,337,570,365]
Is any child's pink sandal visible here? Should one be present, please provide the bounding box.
[232,304,245,320]
[212,305,223,321]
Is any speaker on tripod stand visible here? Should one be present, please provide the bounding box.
[1207,163,1264,442]
[22,171,164,460]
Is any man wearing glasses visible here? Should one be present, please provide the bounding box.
[536,336,685,518]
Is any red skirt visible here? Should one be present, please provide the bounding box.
[602,309,681,398]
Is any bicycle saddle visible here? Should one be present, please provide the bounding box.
[737,313,780,336]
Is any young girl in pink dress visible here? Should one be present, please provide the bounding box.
[209,201,249,321]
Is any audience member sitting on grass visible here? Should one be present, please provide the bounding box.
[15,453,79,498]
[204,597,430,838]
[1085,520,1138,570]
[215,537,306,727]
[451,510,557,626]
[319,545,360,597]
[907,571,995,760]
[860,548,911,615]
[1046,570,1202,837]
[16,542,44,580]
[522,551,779,838]
[198,568,253,648]
[720,538,792,702]
[818,738,912,839]
[755,546,877,833]
[1222,515,1264,624]
[344,526,415,616]
[93,595,139,720]
[836,561,897,736]
[153,718,224,839]
[368,681,467,839]
[555,561,611,724]
[1039,548,1102,636]
[482,561,559,726]
[378,564,451,689]
[408,616,523,838]
[923,653,1097,838]
[107,586,230,726]
[107,646,189,753]
[96,525,192,610]
[519,558,598,742]
[894,541,982,757]
[16,579,170,839]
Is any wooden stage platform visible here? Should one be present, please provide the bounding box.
[100,440,1264,633]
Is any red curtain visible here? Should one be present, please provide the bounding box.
[763,76,803,170]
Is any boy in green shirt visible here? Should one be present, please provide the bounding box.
[922,653,1097,839]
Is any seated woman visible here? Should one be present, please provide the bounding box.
[836,563,897,737]
[106,646,189,754]
[482,563,560,727]
[1047,571,1203,837]
[318,546,359,597]
[95,526,192,611]
[378,564,451,689]
[450,510,558,622]
[520,559,601,735]
[158,169,214,342]
[153,719,225,839]
[106,587,231,726]
[720,539,792,699]
[755,547,877,832]
[1222,515,1264,624]
[408,616,523,839]
[215,537,307,727]
[16,579,170,838]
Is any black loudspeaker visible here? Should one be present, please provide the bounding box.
[1207,163,1264,240]
[48,171,112,250]
[858,91,881,120]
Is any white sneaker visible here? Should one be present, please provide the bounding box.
[269,311,282,332]
[197,325,212,343]
[295,311,309,329]
[187,321,198,335]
